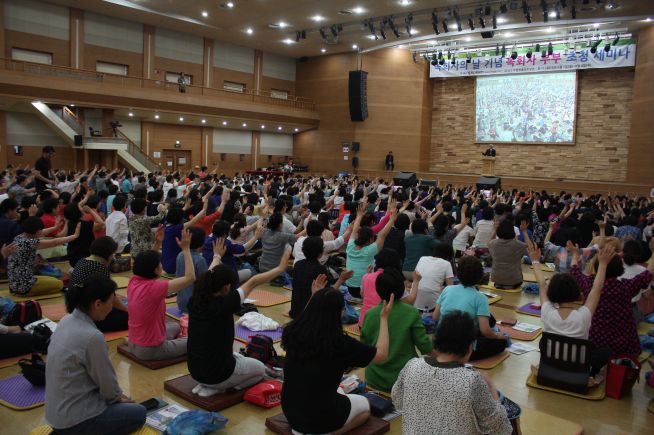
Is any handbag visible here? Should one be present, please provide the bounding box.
[110,256,132,273]
[243,380,282,408]
[606,355,641,399]
[19,354,46,386]
[6,300,42,328]
[361,392,394,418]
[32,322,53,354]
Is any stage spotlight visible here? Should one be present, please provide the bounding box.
[511,50,518,60]
[492,13,497,29]
[412,52,417,62]
[590,38,601,54]
[500,3,508,14]
[319,27,328,41]
[571,4,577,19]
[388,17,401,38]
[295,31,301,42]
[541,49,547,58]
[367,20,378,40]
[535,43,541,52]
[438,51,443,60]
[379,20,387,40]
[431,11,440,35]
[447,49,451,60]
[468,17,475,31]
[526,13,532,24]
[604,38,611,52]
[442,18,449,33]
[526,47,533,58]
[301,30,306,39]
[613,34,620,45]
[439,58,445,65]
[405,13,414,37]
[554,4,561,20]
[479,16,486,28]
[547,42,553,55]
[541,0,549,22]
[330,25,338,38]
[495,43,500,55]
[453,8,462,31]
[501,43,506,57]
[466,53,472,63]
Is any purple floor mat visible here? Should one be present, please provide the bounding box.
[166,306,184,319]
[0,375,45,409]
[235,325,283,342]
[517,303,542,316]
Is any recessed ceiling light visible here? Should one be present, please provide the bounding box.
[397,44,405,49]
[179,117,184,121]
[503,32,514,37]
[366,35,377,40]
[278,21,288,28]
[645,18,653,22]
[69,104,75,107]
[544,27,555,33]
[352,44,358,50]
[261,124,266,129]
[277,126,283,130]
[128,112,133,117]
[352,7,366,14]
[411,29,420,35]
[294,128,299,132]
[283,38,295,44]
[246,27,253,34]
[464,37,472,41]
[154,114,160,119]
[242,123,247,127]
[496,17,508,24]
[222,121,228,125]
[311,15,325,22]
[321,48,326,53]
[548,11,557,18]
[201,119,206,124]
[202,11,208,18]
[593,23,600,28]
[225,2,234,8]
[399,0,411,6]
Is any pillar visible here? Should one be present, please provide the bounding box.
[143,25,155,80]
[69,8,84,69]
[203,38,213,88]
[251,131,261,170]
[254,49,263,95]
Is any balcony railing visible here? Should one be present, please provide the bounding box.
[1,58,315,111]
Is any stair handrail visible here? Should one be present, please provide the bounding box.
[60,106,83,135]
[115,129,160,172]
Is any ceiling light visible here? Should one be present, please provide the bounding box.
[548,11,556,18]
[352,7,365,14]
[352,44,358,50]
[311,15,325,22]
[397,44,405,49]
[366,34,377,40]
[644,18,652,22]
[544,27,555,33]
[225,2,234,8]
[504,32,514,37]
[128,112,133,117]
[222,121,228,125]
[593,23,600,28]
[410,29,419,35]
[321,48,326,53]
[465,37,472,42]
[277,126,283,131]
[294,128,299,132]
[154,114,160,119]
[261,125,266,129]
[399,0,411,5]
[179,117,184,121]
[242,123,247,127]
[278,21,288,28]
[282,38,295,44]
[246,27,253,34]
[201,11,208,18]
[201,119,206,124]
[497,17,508,24]
[69,104,75,107]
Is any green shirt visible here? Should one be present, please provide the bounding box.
[403,234,438,271]
[361,301,433,392]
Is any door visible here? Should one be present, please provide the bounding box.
[163,150,192,172]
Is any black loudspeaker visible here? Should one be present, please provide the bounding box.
[476,176,501,190]
[420,180,438,187]
[393,172,417,188]
[351,142,360,152]
[74,135,83,146]
[348,70,368,122]
[480,31,495,39]
[352,157,359,168]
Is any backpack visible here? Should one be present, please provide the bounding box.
[19,354,46,386]
[245,335,276,365]
[6,300,42,328]
[32,322,53,354]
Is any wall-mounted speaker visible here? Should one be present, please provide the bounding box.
[348,70,368,122]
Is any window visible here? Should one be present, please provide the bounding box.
[11,47,52,64]
[271,89,289,100]
[96,61,128,76]
[165,72,192,85]
[223,81,245,93]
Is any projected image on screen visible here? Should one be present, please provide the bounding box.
[476,72,577,143]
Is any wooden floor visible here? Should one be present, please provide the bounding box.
[2,265,654,434]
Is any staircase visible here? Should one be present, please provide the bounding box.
[30,101,159,174]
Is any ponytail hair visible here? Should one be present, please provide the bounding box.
[65,273,117,313]
[230,214,246,240]
[190,265,237,311]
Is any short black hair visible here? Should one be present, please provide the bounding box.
[133,250,162,279]
[211,220,231,238]
[267,213,284,230]
[411,218,428,234]
[355,226,374,247]
[481,207,495,221]
[130,198,147,215]
[394,213,410,231]
[0,198,18,214]
[375,268,405,301]
[547,273,581,304]
[457,256,484,287]
[166,207,184,225]
[64,203,82,222]
[605,255,625,279]
[301,236,324,261]
[22,216,44,234]
[374,248,403,271]
[496,219,515,240]
[112,195,126,212]
[188,227,206,250]
[433,311,477,357]
[90,236,118,260]
[306,220,324,237]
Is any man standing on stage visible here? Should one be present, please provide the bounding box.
[482,144,497,157]
[385,151,394,171]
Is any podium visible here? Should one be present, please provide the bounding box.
[481,156,496,176]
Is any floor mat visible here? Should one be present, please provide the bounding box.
[480,283,522,293]
[516,303,542,317]
[29,424,159,435]
[248,290,291,307]
[117,344,187,370]
[265,413,390,435]
[164,374,245,411]
[234,325,283,344]
[498,324,542,341]
[0,354,30,369]
[166,306,183,321]
[113,276,130,289]
[0,375,45,410]
[526,372,605,400]
[41,303,68,321]
[0,289,62,302]
[104,330,129,342]
[470,351,510,370]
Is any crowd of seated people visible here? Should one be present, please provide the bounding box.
[0,163,653,434]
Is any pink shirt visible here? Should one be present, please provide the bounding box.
[359,269,384,327]
[127,276,168,347]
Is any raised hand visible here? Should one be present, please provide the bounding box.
[176,229,192,251]
[380,293,395,319]
[311,274,328,294]
[213,237,227,257]
[597,244,615,266]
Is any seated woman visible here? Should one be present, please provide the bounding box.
[488,219,527,289]
[175,227,208,313]
[203,220,262,286]
[8,217,79,296]
[45,274,146,434]
[127,229,196,361]
[570,238,654,358]
[187,244,291,397]
[281,288,392,435]
[345,202,396,298]
[392,311,513,435]
[259,213,299,273]
[68,236,128,332]
[63,202,96,268]
[402,218,439,281]
[161,203,206,275]
[432,256,508,361]
[528,240,613,384]
[621,240,654,322]
[414,242,454,312]
[361,268,435,392]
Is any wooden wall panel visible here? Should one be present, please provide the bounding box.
[212,67,255,93]
[4,145,75,170]
[84,44,143,78]
[0,110,6,169]
[153,57,203,88]
[626,25,654,185]
[260,76,296,96]
[5,30,70,66]
[143,122,202,168]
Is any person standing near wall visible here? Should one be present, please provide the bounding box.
[34,146,56,192]
[385,152,394,171]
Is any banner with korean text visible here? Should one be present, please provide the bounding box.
[429,42,636,78]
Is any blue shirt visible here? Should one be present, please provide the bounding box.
[338,214,351,237]
[437,285,491,319]
[202,235,245,273]
[175,250,208,313]
[0,216,21,247]
[120,179,132,193]
[162,224,183,274]
[106,195,116,213]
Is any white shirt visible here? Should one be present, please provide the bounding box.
[105,210,129,252]
[541,301,592,339]
[414,257,454,310]
[453,226,475,252]
[282,216,296,234]
[162,181,174,198]
[293,235,345,265]
[57,180,78,194]
[473,220,494,248]
[621,263,649,303]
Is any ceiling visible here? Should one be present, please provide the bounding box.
[42,0,654,58]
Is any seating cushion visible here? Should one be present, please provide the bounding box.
[265,413,390,435]
[117,344,186,370]
[164,374,244,411]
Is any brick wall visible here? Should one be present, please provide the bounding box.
[430,68,634,182]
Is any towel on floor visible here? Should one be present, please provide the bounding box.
[235,312,279,331]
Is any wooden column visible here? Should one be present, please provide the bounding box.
[201,126,212,166]
[69,8,84,69]
[0,110,7,169]
[102,109,115,137]
[72,148,78,171]
[203,38,213,88]
[112,150,118,169]
[251,131,261,170]
[83,148,89,170]
[254,49,263,95]
[626,26,654,186]
[143,25,155,79]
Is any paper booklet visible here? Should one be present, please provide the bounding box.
[146,404,190,432]
[512,322,541,333]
